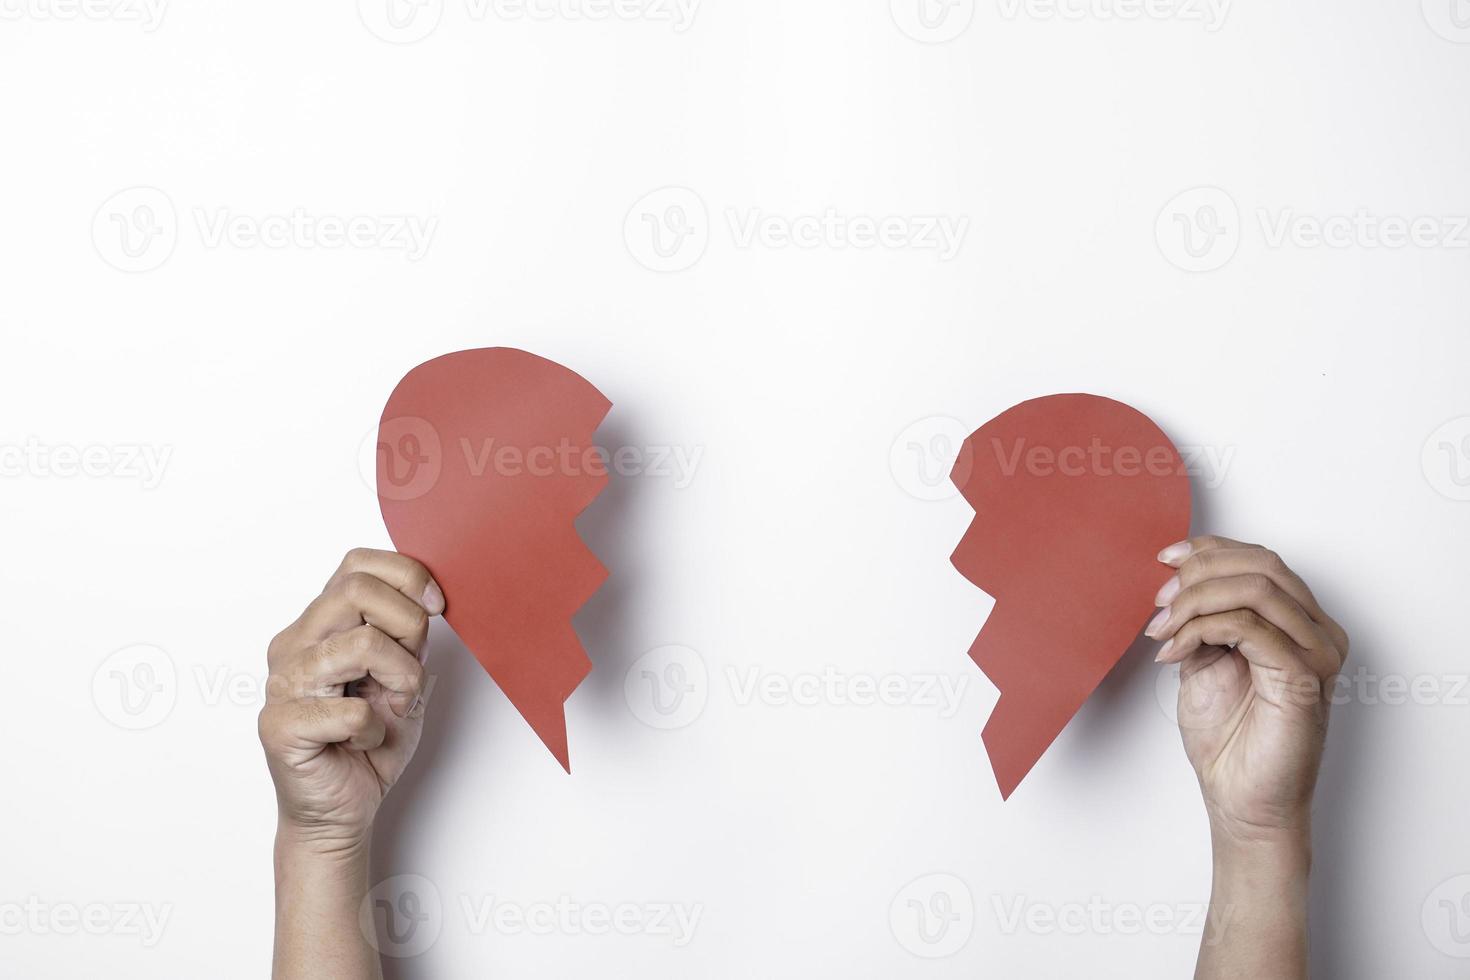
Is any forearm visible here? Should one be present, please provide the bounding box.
[1194,822,1311,980]
[273,828,382,980]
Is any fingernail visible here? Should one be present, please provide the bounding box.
[1155,638,1174,663]
[1145,607,1170,638]
[1157,541,1191,565]
[421,579,445,615]
[1155,575,1181,605]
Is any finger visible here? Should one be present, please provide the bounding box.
[258,696,387,760]
[1156,534,1258,566]
[1176,644,1234,685]
[1159,609,1324,696]
[1174,646,1248,731]
[285,624,426,717]
[296,572,431,649]
[1167,545,1349,658]
[1149,573,1335,664]
[328,548,444,615]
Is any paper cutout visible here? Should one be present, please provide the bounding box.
[376,347,611,771]
[950,393,1192,799]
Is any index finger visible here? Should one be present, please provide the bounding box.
[1156,534,1258,566]
[326,547,444,615]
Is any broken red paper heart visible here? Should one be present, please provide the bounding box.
[949,393,1192,799]
[376,347,611,771]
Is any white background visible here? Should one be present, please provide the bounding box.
[3,0,1469,977]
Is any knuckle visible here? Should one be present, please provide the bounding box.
[1226,608,1261,634]
[1240,573,1274,600]
[256,706,279,746]
[1180,550,1215,583]
[1259,549,1287,573]
[1170,583,1202,613]
[266,630,290,668]
[348,624,379,658]
[342,547,372,570]
[399,554,430,588]
[340,571,373,603]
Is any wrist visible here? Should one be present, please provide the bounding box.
[274,822,371,900]
[276,814,372,864]
[1204,816,1310,948]
[1206,808,1312,871]
[271,825,380,979]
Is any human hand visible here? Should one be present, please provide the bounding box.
[258,548,442,857]
[1148,535,1349,846]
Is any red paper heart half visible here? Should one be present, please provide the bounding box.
[376,347,611,771]
[949,393,1192,799]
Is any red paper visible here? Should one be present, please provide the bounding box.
[950,394,1192,799]
[376,347,611,771]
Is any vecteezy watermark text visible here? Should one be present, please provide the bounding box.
[725,666,970,718]
[991,894,1228,943]
[0,438,172,489]
[624,187,970,272]
[0,0,166,29]
[1157,186,1470,272]
[460,895,702,946]
[93,186,438,273]
[369,418,705,501]
[995,0,1229,30]
[360,875,702,958]
[0,898,172,948]
[987,435,1236,490]
[358,0,699,44]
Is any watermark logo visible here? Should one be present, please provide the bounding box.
[1155,661,1242,731]
[359,420,704,500]
[1423,874,1470,958]
[1422,416,1470,501]
[1156,186,1239,272]
[92,644,177,730]
[358,0,444,43]
[1422,0,1470,43]
[93,186,177,273]
[1160,186,1470,271]
[363,417,444,502]
[625,188,970,271]
[624,645,708,729]
[889,415,974,502]
[362,874,443,958]
[93,187,437,271]
[890,0,975,43]
[890,873,974,958]
[624,187,709,273]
